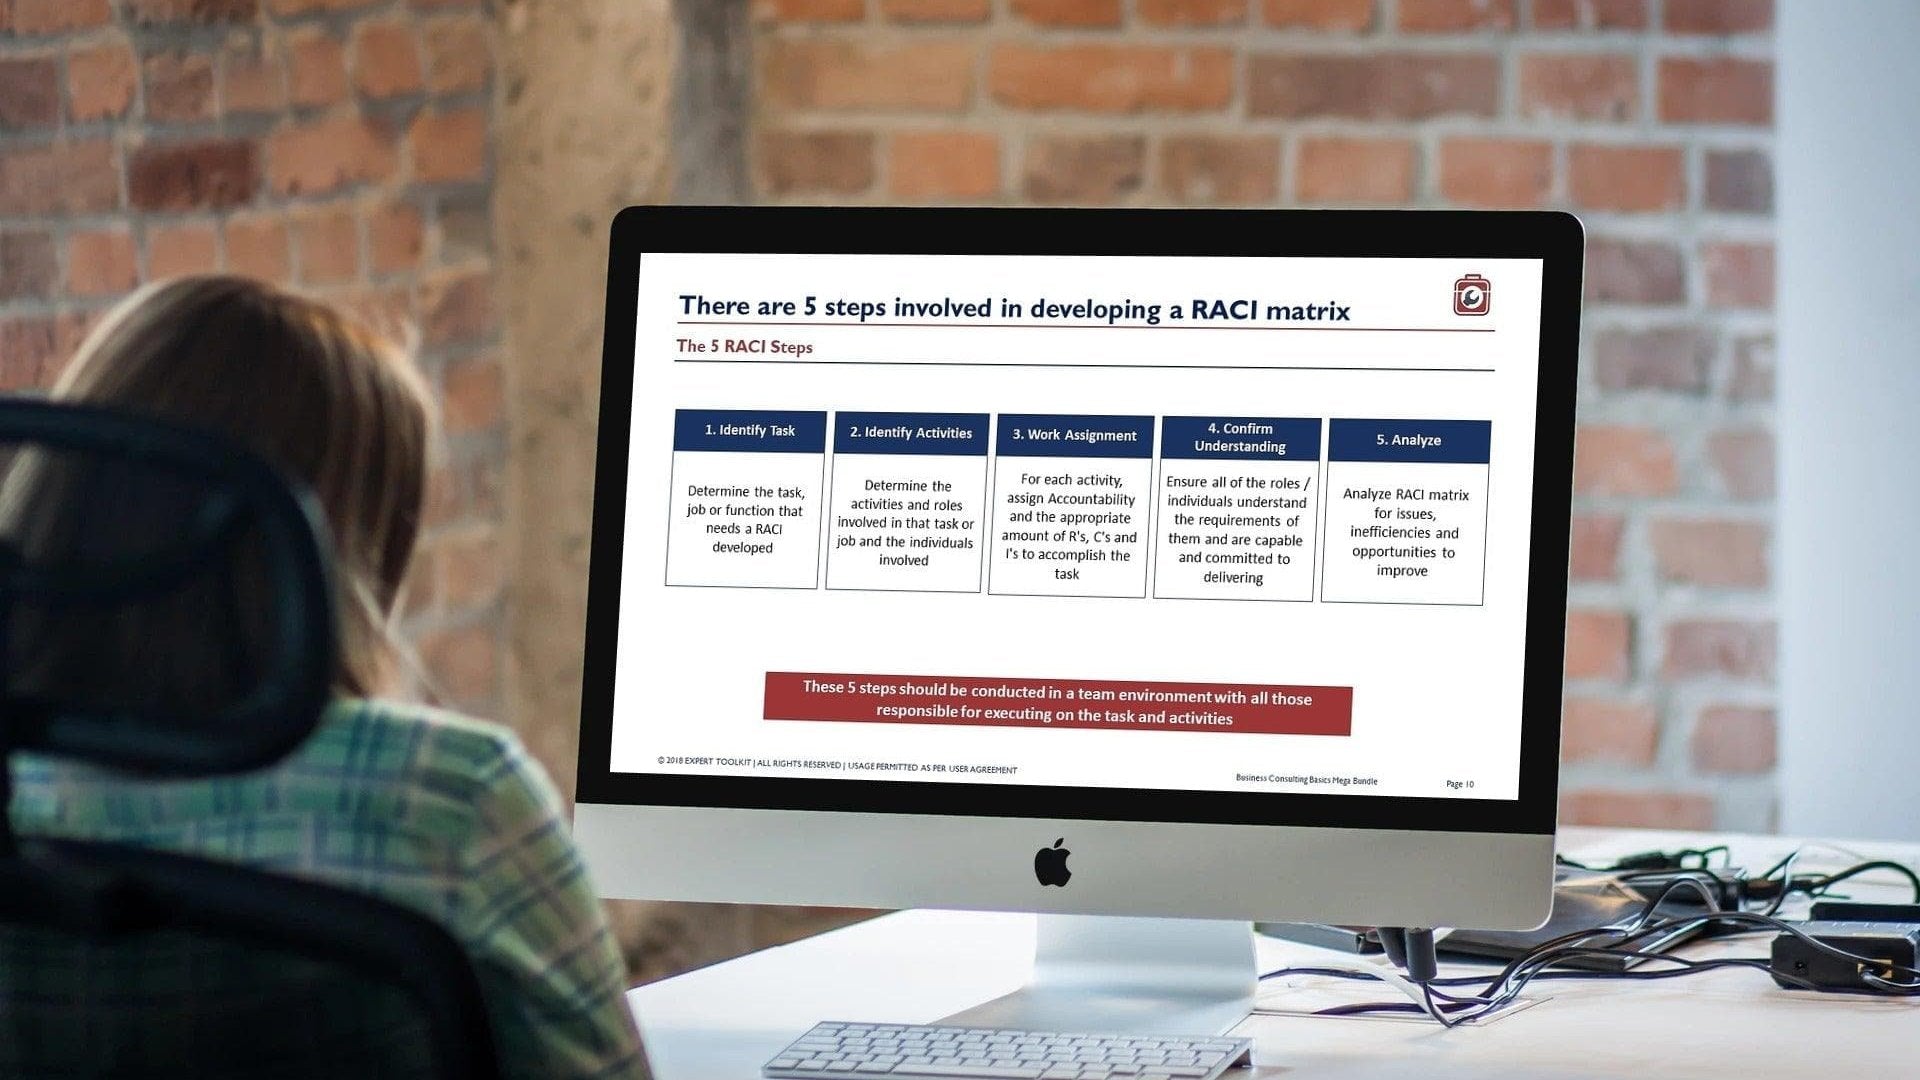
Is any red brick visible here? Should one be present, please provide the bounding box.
[428,454,501,532]
[1708,428,1773,500]
[0,57,60,130]
[1294,137,1416,204]
[1010,0,1122,26]
[126,0,258,22]
[888,131,999,200]
[220,36,287,115]
[294,206,360,285]
[353,18,424,99]
[1568,513,1624,582]
[1249,53,1500,120]
[287,29,348,109]
[1138,0,1248,26]
[66,228,138,298]
[0,139,118,216]
[1691,706,1775,774]
[11,0,111,33]
[1160,135,1278,205]
[0,230,58,302]
[1651,519,1768,588]
[417,623,498,705]
[1665,0,1770,34]
[442,355,504,434]
[1727,335,1773,402]
[763,40,975,113]
[1585,238,1685,305]
[1519,53,1637,121]
[434,524,503,609]
[1659,58,1773,125]
[1561,698,1657,765]
[410,107,487,183]
[423,15,491,94]
[1662,619,1774,681]
[0,313,89,391]
[223,212,290,282]
[991,45,1233,114]
[1023,135,1145,204]
[68,41,137,122]
[143,50,217,124]
[1440,138,1552,208]
[1592,326,1709,393]
[333,283,412,340]
[1529,0,1646,28]
[267,114,398,196]
[421,269,496,347]
[1702,241,1773,310]
[880,0,991,19]
[367,201,425,275]
[754,0,865,19]
[424,463,461,529]
[1262,0,1372,28]
[1561,789,1715,830]
[1705,149,1771,214]
[1565,609,1630,681]
[128,138,258,211]
[756,131,875,196]
[1569,144,1684,211]
[1399,0,1516,31]
[267,0,384,12]
[397,552,437,620]
[148,221,220,279]
[1574,424,1675,496]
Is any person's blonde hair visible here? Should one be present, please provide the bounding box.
[29,275,434,699]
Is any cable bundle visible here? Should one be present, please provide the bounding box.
[1263,848,1920,1026]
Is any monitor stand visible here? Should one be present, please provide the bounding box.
[937,915,1257,1036]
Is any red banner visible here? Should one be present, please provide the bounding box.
[765,672,1351,736]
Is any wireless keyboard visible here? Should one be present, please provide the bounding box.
[761,1022,1254,1080]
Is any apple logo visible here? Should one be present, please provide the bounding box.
[1034,838,1071,887]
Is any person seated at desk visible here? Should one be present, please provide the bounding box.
[1,276,650,1080]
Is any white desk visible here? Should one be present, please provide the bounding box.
[630,829,1920,1079]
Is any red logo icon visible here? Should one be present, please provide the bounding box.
[1454,274,1492,316]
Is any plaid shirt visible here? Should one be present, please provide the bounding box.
[6,698,650,1080]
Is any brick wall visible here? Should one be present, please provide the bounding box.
[0,0,507,723]
[747,0,1779,830]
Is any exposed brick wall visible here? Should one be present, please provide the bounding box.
[746,0,1779,830]
[0,0,506,722]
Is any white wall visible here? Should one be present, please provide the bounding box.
[1778,1,1920,838]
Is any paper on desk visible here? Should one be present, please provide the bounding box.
[1254,968,1543,1026]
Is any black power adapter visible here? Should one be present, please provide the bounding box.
[1771,922,1920,993]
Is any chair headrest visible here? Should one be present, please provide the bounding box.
[0,399,338,776]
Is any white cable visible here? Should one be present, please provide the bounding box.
[1362,958,1432,1012]
[1266,958,1434,1014]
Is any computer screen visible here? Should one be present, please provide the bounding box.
[600,241,1549,807]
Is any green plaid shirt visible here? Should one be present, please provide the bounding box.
[7,698,650,1080]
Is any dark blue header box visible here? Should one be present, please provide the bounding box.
[995,414,1155,460]
[834,412,989,456]
[1328,419,1491,464]
[673,409,827,453]
[1161,417,1322,462]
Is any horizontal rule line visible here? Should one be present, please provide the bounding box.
[674,359,1496,373]
[678,320,1494,333]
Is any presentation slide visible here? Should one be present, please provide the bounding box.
[609,253,1544,801]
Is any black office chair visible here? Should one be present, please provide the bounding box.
[0,398,501,1079]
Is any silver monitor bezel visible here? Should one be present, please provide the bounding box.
[574,207,1582,930]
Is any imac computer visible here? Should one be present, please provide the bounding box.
[574,207,1584,1035]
